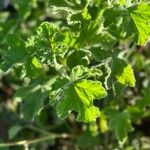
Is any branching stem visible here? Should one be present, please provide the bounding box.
[0,133,73,148]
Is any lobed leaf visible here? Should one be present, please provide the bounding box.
[56,79,107,122]
[128,2,150,45]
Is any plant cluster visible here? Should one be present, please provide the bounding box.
[0,0,150,149]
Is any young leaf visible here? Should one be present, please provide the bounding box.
[70,65,88,81]
[112,58,136,87]
[56,79,107,122]
[128,2,150,45]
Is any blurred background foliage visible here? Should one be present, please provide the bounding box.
[0,0,150,150]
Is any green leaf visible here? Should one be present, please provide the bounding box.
[133,53,145,71]
[67,8,106,48]
[119,0,125,6]
[70,65,88,81]
[128,2,150,45]
[127,106,142,123]
[109,111,133,143]
[8,126,22,140]
[91,47,112,62]
[15,83,48,120]
[11,0,35,19]
[35,22,59,49]
[136,88,150,109]
[52,77,70,91]
[103,5,125,39]
[49,0,89,11]
[70,65,102,81]
[50,77,70,106]
[68,8,91,23]
[35,22,68,58]
[7,34,26,52]
[0,19,16,50]
[56,79,107,122]
[0,34,28,71]
[77,130,99,149]
[25,57,43,78]
[67,50,89,69]
[112,58,136,87]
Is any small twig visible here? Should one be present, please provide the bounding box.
[24,144,29,150]
[0,133,73,148]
